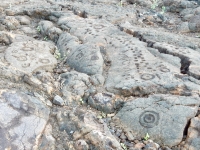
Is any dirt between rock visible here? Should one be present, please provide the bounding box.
[0,0,200,150]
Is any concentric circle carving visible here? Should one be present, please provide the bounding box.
[140,73,155,80]
[139,111,159,128]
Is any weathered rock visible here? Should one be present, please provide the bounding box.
[113,94,200,147]
[74,139,89,150]
[38,123,55,150]
[53,95,64,106]
[2,16,20,30]
[88,92,122,113]
[184,115,200,150]
[55,108,122,149]
[5,40,57,73]
[67,43,104,75]
[60,71,92,102]
[0,89,50,149]
[119,22,200,51]
[188,15,200,32]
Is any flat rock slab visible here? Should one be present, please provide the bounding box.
[0,89,50,150]
[5,40,57,73]
[57,15,200,96]
[113,94,200,147]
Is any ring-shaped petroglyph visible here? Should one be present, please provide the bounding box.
[76,53,84,59]
[139,111,160,128]
[140,73,155,80]
[22,63,30,68]
[23,47,34,51]
[160,68,170,72]
[93,24,105,29]
[39,58,50,64]
[17,56,27,61]
[12,50,18,53]
[91,55,99,60]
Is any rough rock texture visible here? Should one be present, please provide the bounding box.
[5,40,57,73]
[0,89,50,150]
[0,0,200,149]
[184,115,200,150]
[113,94,200,147]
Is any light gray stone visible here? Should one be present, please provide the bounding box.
[53,95,64,106]
[113,94,200,147]
[0,89,50,150]
[4,40,57,73]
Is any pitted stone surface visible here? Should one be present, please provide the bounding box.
[0,89,50,150]
[113,94,200,147]
[5,40,57,73]
[153,42,200,79]
[67,44,103,75]
[57,15,200,96]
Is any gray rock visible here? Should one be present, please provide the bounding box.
[88,92,121,113]
[55,108,122,149]
[90,74,105,86]
[4,40,57,73]
[74,140,89,150]
[184,115,200,150]
[0,89,50,150]
[2,16,20,30]
[57,32,79,58]
[60,71,91,101]
[188,15,200,32]
[53,95,64,106]
[113,94,200,147]
[67,44,104,75]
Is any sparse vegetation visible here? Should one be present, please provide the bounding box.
[143,133,150,140]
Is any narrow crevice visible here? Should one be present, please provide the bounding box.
[120,27,200,80]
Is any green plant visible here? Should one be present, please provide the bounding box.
[54,48,61,59]
[151,0,159,10]
[43,36,48,41]
[36,26,41,32]
[143,133,150,140]
[97,112,107,119]
[120,143,127,150]
[79,98,84,105]
[160,6,166,14]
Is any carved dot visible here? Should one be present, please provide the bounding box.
[12,50,18,53]
[39,59,50,64]
[160,68,170,72]
[139,111,159,128]
[140,73,155,80]
[17,56,27,61]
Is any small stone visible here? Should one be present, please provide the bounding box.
[134,142,145,149]
[125,131,135,141]
[120,133,127,140]
[53,95,64,106]
[74,140,89,150]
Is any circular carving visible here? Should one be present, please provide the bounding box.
[39,59,50,64]
[23,47,34,51]
[139,111,159,128]
[12,50,18,53]
[17,56,27,61]
[76,53,83,59]
[140,73,155,80]
[22,63,30,68]
[91,55,99,60]
[160,68,170,72]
